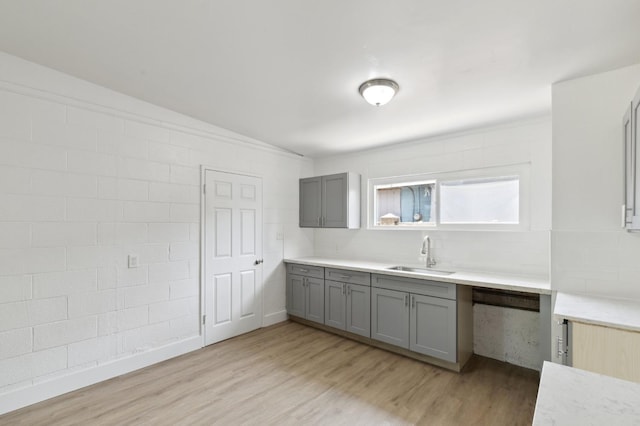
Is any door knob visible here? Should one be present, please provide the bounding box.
[254,259,264,265]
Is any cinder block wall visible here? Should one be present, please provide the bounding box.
[0,52,312,410]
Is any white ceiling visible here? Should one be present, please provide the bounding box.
[1,1,639,157]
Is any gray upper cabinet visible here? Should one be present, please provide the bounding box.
[299,172,360,229]
[299,177,322,227]
[623,86,640,231]
[322,173,351,228]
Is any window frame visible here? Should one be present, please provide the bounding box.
[367,163,530,231]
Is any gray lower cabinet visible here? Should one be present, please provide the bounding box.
[371,287,410,348]
[305,277,324,323]
[346,283,370,337]
[325,280,346,329]
[288,273,306,318]
[287,263,472,370]
[325,280,371,337]
[410,294,457,363]
[286,264,325,324]
[287,274,324,324]
[371,274,458,363]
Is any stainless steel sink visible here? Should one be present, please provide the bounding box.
[386,266,454,276]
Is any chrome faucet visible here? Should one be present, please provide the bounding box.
[420,235,437,268]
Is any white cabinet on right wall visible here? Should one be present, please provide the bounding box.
[622,85,640,231]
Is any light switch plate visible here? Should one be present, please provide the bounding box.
[128,254,139,268]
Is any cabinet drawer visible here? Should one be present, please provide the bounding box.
[325,268,370,286]
[372,274,456,300]
[286,263,324,279]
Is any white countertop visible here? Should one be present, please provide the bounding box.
[554,292,640,332]
[533,361,640,425]
[284,257,551,295]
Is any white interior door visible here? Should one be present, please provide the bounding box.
[204,170,263,345]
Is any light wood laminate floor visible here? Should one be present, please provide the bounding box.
[1,321,540,425]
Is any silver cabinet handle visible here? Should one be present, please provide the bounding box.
[341,283,345,295]
[347,285,351,296]
[299,268,309,273]
[404,294,409,307]
[339,275,351,279]
[411,295,415,309]
[556,336,564,358]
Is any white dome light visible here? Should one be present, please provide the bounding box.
[359,78,399,106]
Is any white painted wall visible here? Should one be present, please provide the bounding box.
[0,52,313,413]
[313,118,552,277]
[552,63,640,299]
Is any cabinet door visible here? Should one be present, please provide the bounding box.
[324,280,346,330]
[287,274,306,318]
[300,177,322,227]
[346,284,370,338]
[623,103,634,227]
[410,294,457,362]
[633,87,640,226]
[371,287,409,348]
[305,277,325,324]
[322,173,348,228]
[572,322,640,383]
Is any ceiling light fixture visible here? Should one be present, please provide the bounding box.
[359,78,399,106]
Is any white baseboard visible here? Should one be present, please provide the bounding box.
[263,310,288,327]
[0,336,202,416]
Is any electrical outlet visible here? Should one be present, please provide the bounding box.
[128,254,139,268]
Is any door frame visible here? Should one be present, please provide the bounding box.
[199,165,264,346]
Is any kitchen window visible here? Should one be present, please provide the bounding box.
[369,164,529,230]
[440,176,519,224]
[373,180,436,226]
